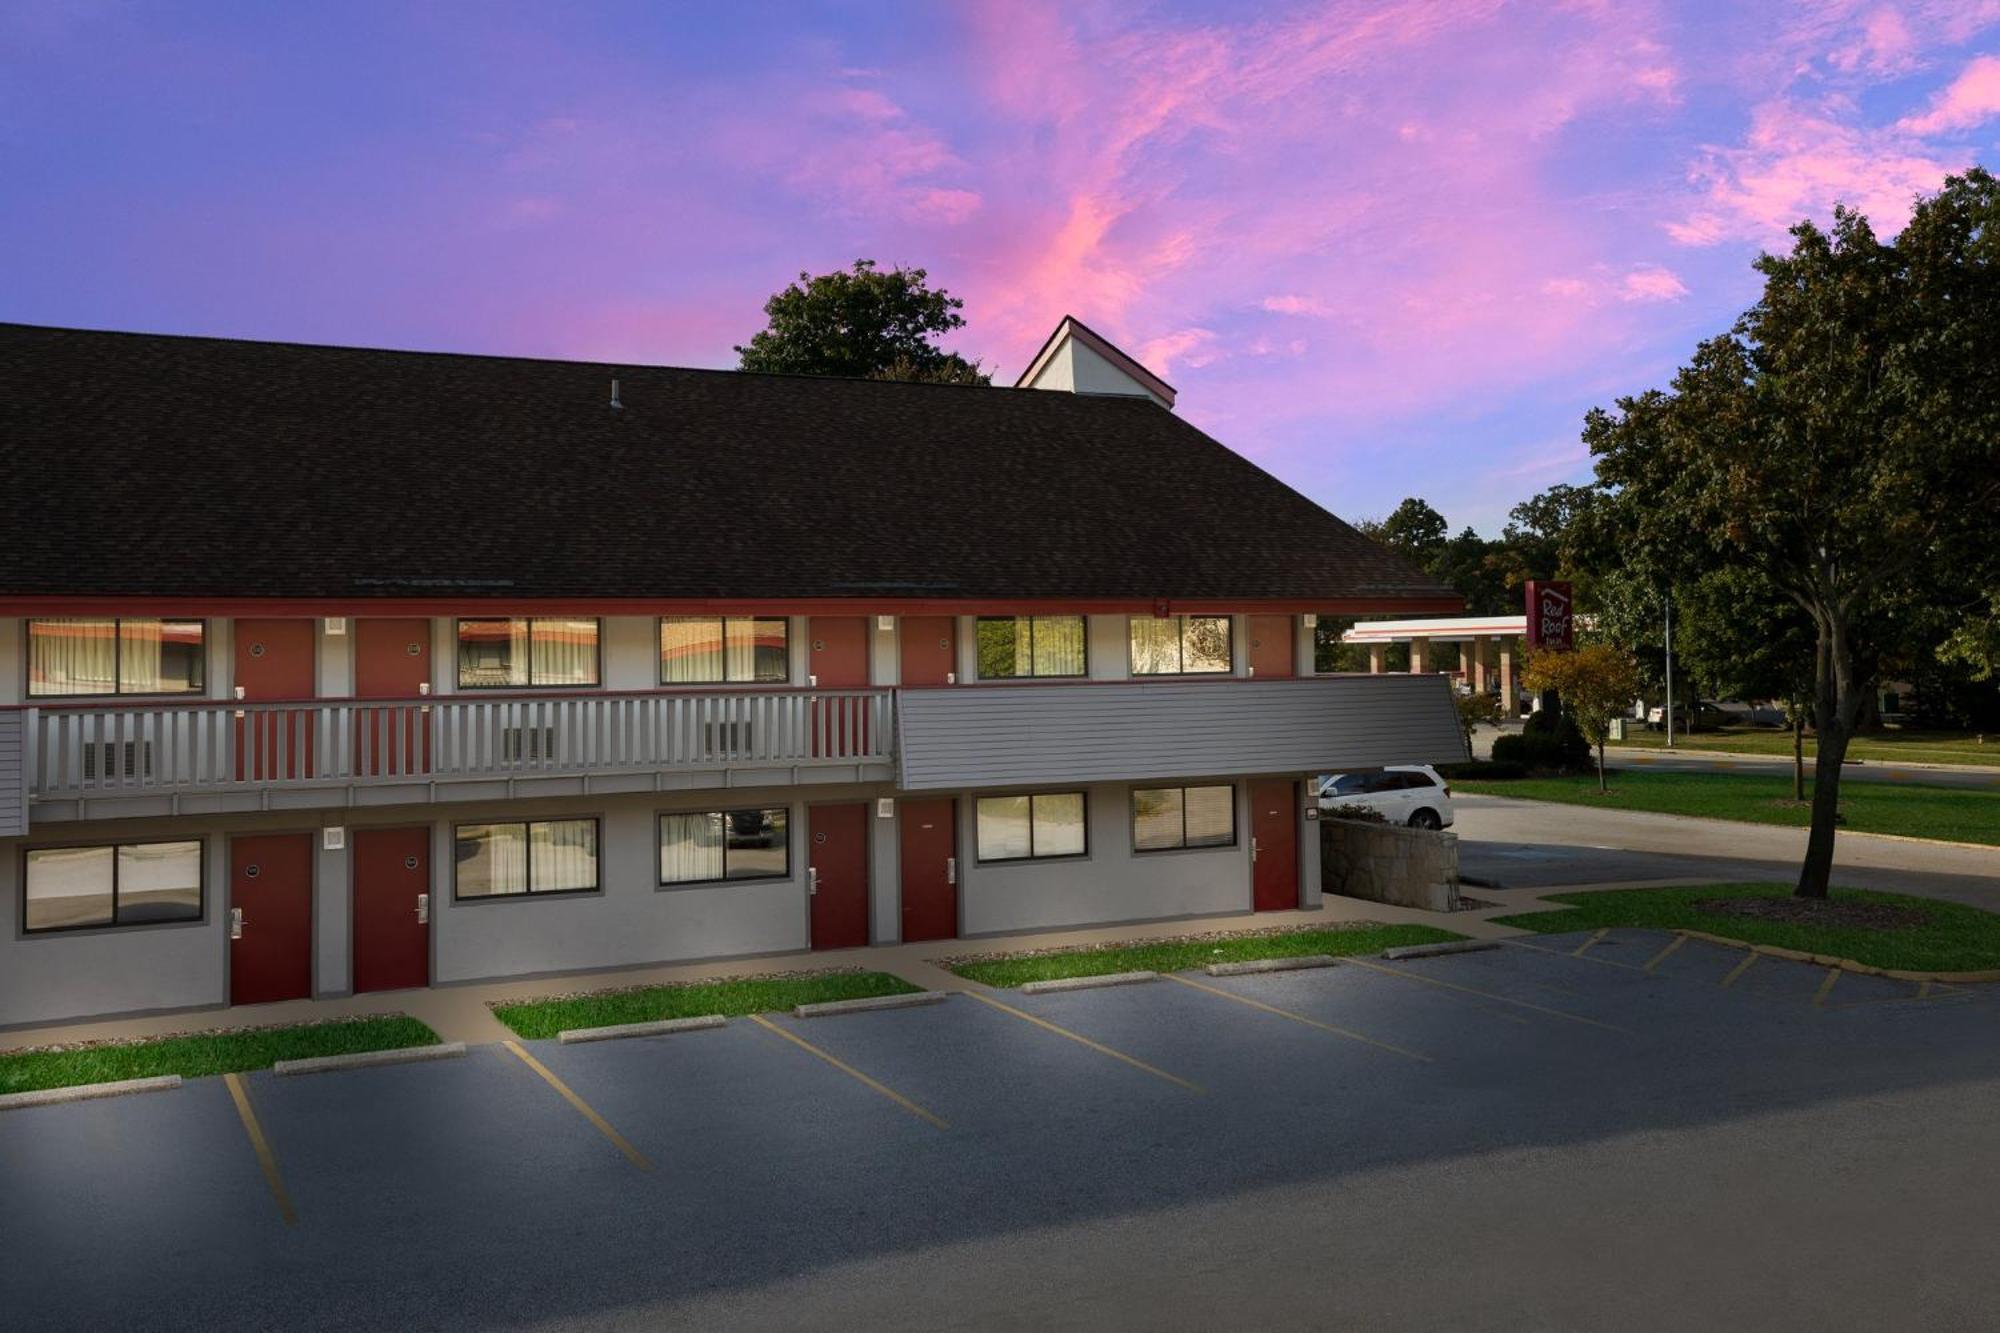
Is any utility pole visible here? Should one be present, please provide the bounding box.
[1663,593,1675,750]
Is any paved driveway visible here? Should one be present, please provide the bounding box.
[4,942,1997,1331]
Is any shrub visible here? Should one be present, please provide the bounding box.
[1439,759,1528,781]
[1492,711,1591,772]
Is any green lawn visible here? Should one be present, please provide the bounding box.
[0,1015,439,1096]
[1454,769,1998,845]
[1493,883,2000,972]
[1612,726,1999,767]
[942,923,1465,988]
[490,969,921,1039]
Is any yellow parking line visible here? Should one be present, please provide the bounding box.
[1340,956,1632,1034]
[1501,939,1645,974]
[502,1040,654,1169]
[746,1015,949,1130]
[1161,973,1433,1062]
[1813,968,1840,1007]
[223,1072,297,1226]
[1642,934,1689,974]
[1571,928,1611,958]
[960,990,1206,1093]
[1918,979,1934,1000]
[1719,953,1759,989]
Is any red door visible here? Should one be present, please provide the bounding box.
[899,617,957,687]
[352,827,430,994]
[809,802,871,950]
[809,617,871,757]
[1249,779,1299,912]
[230,833,314,1006]
[354,619,432,775]
[898,798,958,942]
[1248,615,1295,679]
[235,619,316,780]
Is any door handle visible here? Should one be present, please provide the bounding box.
[946,856,957,886]
[230,907,245,939]
[416,892,430,925]
[808,867,818,896]
[1251,838,1259,863]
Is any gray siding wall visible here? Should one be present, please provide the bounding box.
[898,674,1468,791]
[0,711,24,838]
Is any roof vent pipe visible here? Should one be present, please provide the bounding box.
[609,377,623,411]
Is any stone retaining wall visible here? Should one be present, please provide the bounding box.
[1319,818,1459,912]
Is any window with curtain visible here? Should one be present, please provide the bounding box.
[976,791,1087,862]
[659,808,789,884]
[659,617,790,684]
[1128,615,1232,675]
[27,619,206,697]
[455,619,600,688]
[24,840,203,933]
[974,615,1086,679]
[1132,785,1236,852]
[454,819,599,898]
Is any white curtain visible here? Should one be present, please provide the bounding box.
[660,812,725,883]
[28,618,116,696]
[457,824,529,896]
[1132,787,1184,851]
[662,618,724,683]
[531,819,599,891]
[531,620,600,686]
[1032,616,1086,676]
[1128,616,1181,675]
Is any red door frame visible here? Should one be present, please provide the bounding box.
[898,797,958,942]
[351,826,430,994]
[353,618,433,775]
[808,802,871,950]
[229,832,315,1006]
[234,619,317,780]
[1247,614,1295,679]
[898,616,957,687]
[1249,779,1300,912]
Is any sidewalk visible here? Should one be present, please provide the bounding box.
[0,891,1522,1054]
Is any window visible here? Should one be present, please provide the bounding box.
[976,791,1086,861]
[659,808,790,884]
[456,619,600,688]
[1129,615,1232,675]
[453,819,599,898]
[1132,785,1236,852]
[24,840,203,933]
[27,619,205,697]
[975,615,1086,679]
[659,617,789,684]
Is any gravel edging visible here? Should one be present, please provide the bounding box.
[558,1015,728,1044]
[1019,971,1158,994]
[0,1074,182,1110]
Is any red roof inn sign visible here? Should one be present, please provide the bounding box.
[1525,580,1574,652]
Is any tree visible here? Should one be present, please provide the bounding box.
[1371,497,1449,565]
[1584,169,2000,897]
[736,260,989,382]
[1521,645,1643,793]
[1676,567,1817,799]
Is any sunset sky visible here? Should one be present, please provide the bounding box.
[5,1,1997,531]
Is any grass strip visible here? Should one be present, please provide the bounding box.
[1611,727,1999,768]
[490,969,921,1040]
[1453,769,1998,846]
[942,923,1464,988]
[1493,883,2000,972]
[0,1015,439,1096]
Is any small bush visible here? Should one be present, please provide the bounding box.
[1491,712,1591,773]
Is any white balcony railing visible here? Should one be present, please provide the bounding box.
[18,687,894,801]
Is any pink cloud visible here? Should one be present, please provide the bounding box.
[1619,265,1688,302]
[1137,327,1220,376]
[1261,294,1332,317]
[1899,54,2000,132]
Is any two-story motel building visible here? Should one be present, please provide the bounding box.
[0,316,1467,1029]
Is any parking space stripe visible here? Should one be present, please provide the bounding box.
[223,1073,297,1226]
[745,1015,950,1130]
[1502,939,1645,973]
[1719,953,1759,988]
[1918,979,1933,999]
[1161,973,1432,1062]
[1813,968,1840,1007]
[1339,957,1633,1034]
[960,990,1206,1093]
[1571,928,1611,958]
[501,1040,654,1170]
[1642,934,1689,974]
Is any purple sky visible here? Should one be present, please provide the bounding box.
[4,2,1997,533]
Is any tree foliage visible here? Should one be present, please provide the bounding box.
[1521,645,1643,793]
[736,260,989,382]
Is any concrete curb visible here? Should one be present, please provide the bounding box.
[1382,940,1502,961]
[273,1042,466,1076]
[0,1074,182,1111]
[557,1015,728,1043]
[1205,955,1338,977]
[793,991,948,1019]
[1019,971,1157,994]
[1673,929,2000,984]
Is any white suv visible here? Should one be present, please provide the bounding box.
[1317,766,1455,830]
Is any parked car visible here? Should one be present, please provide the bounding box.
[1646,699,1731,730]
[1317,766,1455,830]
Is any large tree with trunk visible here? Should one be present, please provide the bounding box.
[1583,168,2000,898]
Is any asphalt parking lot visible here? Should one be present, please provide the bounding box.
[5,938,1998,1332]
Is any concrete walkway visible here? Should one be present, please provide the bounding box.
[0,891,1521,1054]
